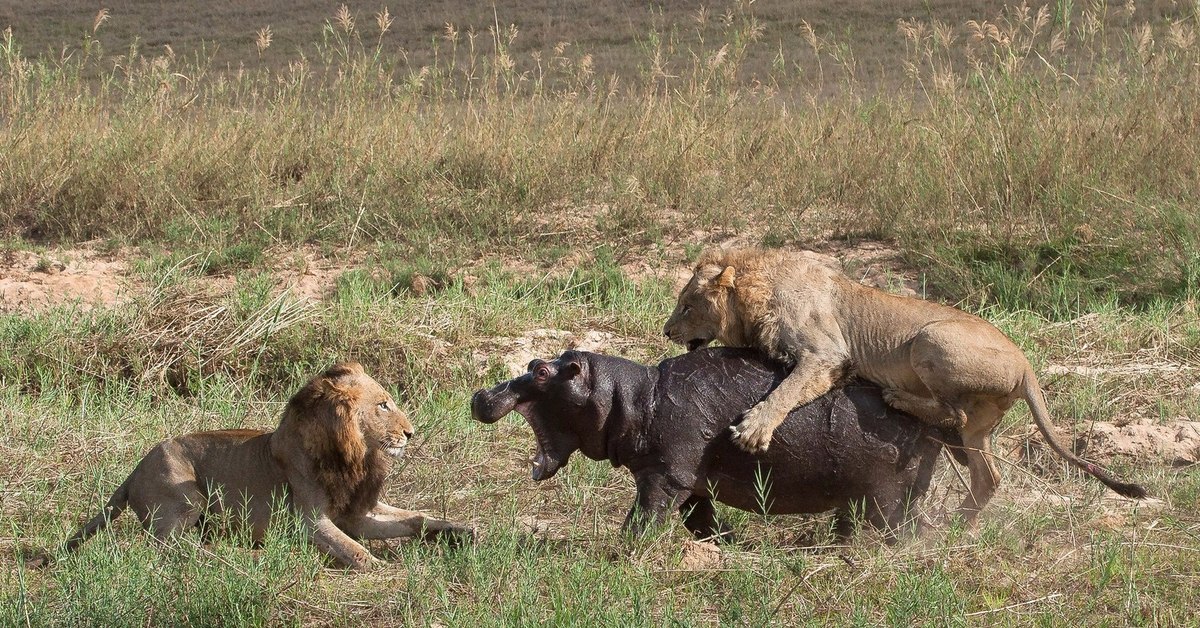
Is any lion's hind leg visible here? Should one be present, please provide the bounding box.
[129,479,205,541]
[950,398,1007,525]
[881,388,965,429]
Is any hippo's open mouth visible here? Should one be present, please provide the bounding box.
[686,338,712,352]
[513,403,565,481]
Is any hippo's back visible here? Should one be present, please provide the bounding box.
[653,348,945,515]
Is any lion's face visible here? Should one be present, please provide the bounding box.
[346,373,414,458]
[290,362,415,461]
[663,262,739,351]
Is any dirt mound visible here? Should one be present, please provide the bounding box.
[476,328,634,377]
[0,248,137,312]
[1074,419,1200,467]
[269,248,353,302]
[660,239,923,297]
[676,539,722,570]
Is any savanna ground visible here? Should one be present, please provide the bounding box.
[2,0,1200,624]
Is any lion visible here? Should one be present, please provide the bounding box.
[663,247,1146,522]
[55,362,471,569]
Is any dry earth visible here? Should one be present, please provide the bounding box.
[0,248,137,312]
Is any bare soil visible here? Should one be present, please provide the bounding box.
[0,248,137,312]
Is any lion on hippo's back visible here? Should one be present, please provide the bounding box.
[662,247,1146,522]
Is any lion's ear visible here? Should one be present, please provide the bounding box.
[714,266,736,289]
[694,263,725,283]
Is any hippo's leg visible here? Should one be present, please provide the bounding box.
[623,474,689,538]
[833,509,859,540]
[678,496,734,543]
[835,495,905,544]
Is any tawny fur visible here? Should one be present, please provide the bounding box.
[663,247,1146,522]
[54,362,471,570]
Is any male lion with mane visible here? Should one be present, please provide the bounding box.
[54,362,471,569]
[663,247,1146,521]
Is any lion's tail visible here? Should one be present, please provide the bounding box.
[1022,370,1147,499]
[62,474,133,554]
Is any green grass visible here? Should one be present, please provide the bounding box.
[2,1,1200,625]
[3,259,1198,625]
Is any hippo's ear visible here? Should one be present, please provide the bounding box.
[561,360,582,379]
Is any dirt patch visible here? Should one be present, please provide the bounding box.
[0,248,138,312]
[1044,363,1195,378]
[816,240,923,298]
[475,328,638,377]
[267,247,356,302]
[1012,415,1200,468]
[654,236,923,296]
[1074,419,1200,467]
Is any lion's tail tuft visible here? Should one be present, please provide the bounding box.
[1022,370,1148,499]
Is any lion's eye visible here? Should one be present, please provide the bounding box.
[378,401,390,412]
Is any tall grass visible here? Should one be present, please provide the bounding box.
[1,2,1198,313]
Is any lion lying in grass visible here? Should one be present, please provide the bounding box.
[663,248,1146,522]
[55,362,471,569]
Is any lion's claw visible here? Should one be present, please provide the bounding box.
[729,423,772,454]
[729,406,776,453]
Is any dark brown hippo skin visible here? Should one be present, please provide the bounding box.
[471,347,957,542]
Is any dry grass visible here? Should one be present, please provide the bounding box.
[2,2,1198,314]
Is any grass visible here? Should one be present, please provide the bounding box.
[2,1,1200,625]
[2,1,1199,314]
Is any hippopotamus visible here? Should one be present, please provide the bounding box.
[471,347,957,541]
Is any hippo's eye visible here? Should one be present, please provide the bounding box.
[681,305,692,315]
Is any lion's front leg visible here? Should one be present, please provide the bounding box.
[733,358,846,453]
[345,502,474,544]
[307,515,378,570]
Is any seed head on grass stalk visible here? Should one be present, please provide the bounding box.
[255,26,272,56]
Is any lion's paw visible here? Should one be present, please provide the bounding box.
[348,553,384,571]
[434,525,477,547]
[729,409,774,454]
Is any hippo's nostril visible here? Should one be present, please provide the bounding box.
[663,329,672,339]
